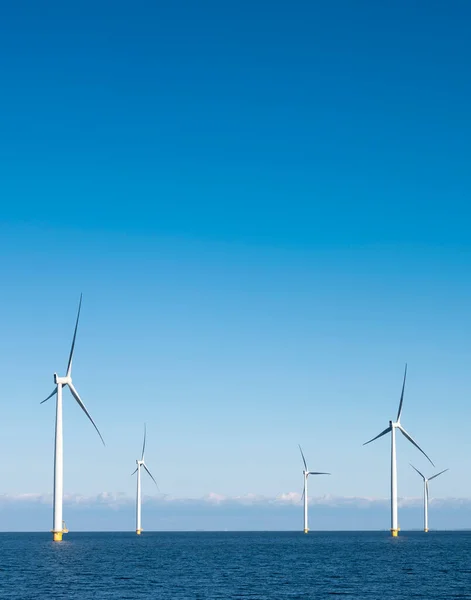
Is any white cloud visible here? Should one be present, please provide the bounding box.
[275,492,301,504]
[2,492,471,532]
[202,492,227,504]
[0,493,52,504]
[0,492,469,510]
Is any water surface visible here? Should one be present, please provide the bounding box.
[1,531,470,599]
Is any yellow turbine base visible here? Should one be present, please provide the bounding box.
[391,529,399,537]
[424,528,429,533]
[304,529,309,534]
[136,530,142,535]
[53,532,63,542]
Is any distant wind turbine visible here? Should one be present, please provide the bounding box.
[410,464,449,532]
[41,295,105,542]
[363,364,433,537]
[132,424,158,535]
[298,445,330,534]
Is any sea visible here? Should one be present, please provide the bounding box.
[1,531,470,599]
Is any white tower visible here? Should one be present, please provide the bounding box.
[41,295,105,541]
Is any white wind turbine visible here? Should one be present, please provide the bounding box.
[41,294,105,542]
[410,464,449,533]
[363,364,433,537]
[298,445,330,534]
[132,424,158,535]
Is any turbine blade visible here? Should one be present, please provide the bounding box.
[143,464,159,490]
[68,382,105,446]
[41,387,57,404]
[141,423,146,461]
[396,363,407,422]
[397,425,434,466]
[298,445,308,471]
[428,468,449,481]
[308,472,330,475]
[363,425,391,446]
[300,488,305,504]
[131,467,138,476]
[410,463,426,480]
[66,294,82,377]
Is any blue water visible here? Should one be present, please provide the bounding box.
[1,531,470,599]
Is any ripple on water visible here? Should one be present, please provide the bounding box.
[1,531,471,599]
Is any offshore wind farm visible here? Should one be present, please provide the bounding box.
[29,296,454,539]
[2,1,471,599]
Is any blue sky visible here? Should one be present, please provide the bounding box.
[1,1,471,530]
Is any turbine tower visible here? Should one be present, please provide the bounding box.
[132,424,158,535]
[298,445,330,534]
[363,364,433,537]
[41,294,105,542]
[410,464,449,532]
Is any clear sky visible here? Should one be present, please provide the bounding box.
[1,1,471,530]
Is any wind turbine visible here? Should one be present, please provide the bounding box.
[132,424,158,535]
[410,464,449,533]
[41,294,105,542]
[298,445,330,534]
[363,364,434,537]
